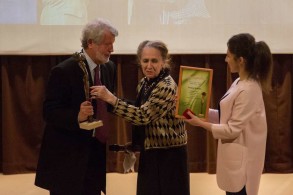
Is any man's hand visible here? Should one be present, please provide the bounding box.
[78,100,93,122]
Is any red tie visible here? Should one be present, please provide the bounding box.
[94,66,109,143]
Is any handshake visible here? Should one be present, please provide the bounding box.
[109,142,141,153]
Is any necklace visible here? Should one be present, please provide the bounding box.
[142,71,167,97]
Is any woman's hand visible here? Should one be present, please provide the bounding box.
[90,85,117,105]
[183,111,202,126]
[183,111,213,132]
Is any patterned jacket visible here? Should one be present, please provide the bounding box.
[113,75,187,150]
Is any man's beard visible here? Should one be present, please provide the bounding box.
[96,51,109,64]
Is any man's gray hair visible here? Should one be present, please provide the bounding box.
[81,18,118,49]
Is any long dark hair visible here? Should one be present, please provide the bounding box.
[227,33,273,93]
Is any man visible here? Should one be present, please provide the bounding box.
[35,18,118,195]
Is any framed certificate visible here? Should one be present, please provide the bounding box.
[175,66,213,121]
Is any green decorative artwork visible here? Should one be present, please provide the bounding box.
[176,66,213,121]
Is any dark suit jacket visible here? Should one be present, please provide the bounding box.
[35,55,116,194]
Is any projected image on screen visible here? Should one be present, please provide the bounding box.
[40,0,89,25]
[128,0,210,25]
[1,0,293,54]
[0,0,37,24]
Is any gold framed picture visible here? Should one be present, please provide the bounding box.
[175,66,213,121]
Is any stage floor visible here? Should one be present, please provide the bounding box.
[0,172,292,195]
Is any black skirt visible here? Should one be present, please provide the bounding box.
[136,145,190,195]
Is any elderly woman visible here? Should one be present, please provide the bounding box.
[91,40,190,195]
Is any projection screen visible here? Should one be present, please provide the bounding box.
[0,0,293,55]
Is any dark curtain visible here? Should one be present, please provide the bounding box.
[1,54,292,174]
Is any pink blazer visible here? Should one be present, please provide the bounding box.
[209,78,267,195]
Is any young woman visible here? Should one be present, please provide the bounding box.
[184,33,273,195]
